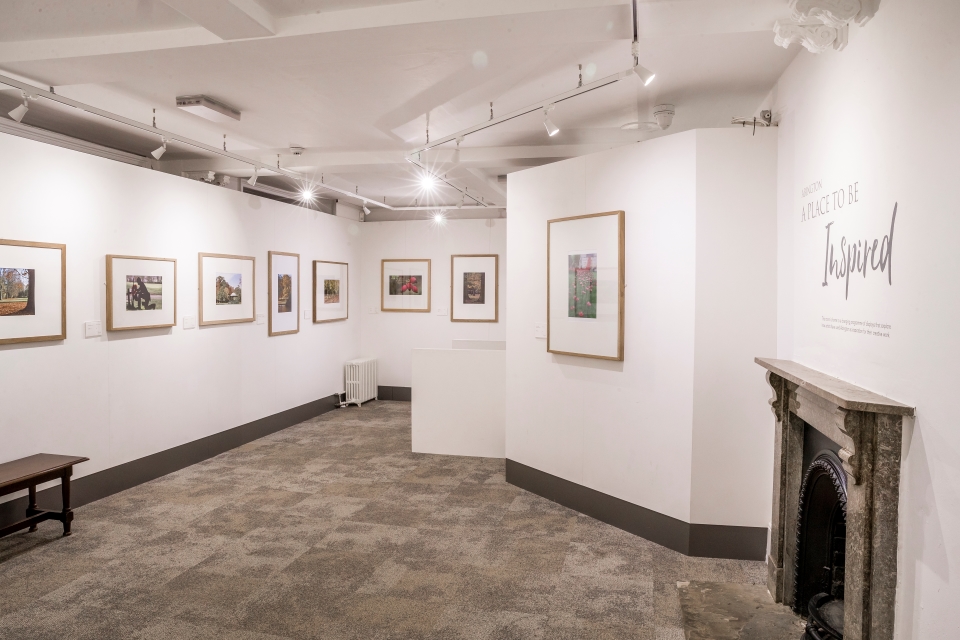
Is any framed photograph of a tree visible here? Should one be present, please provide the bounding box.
[268,251,299,336]
[0,239,66,345]
[451,254,498,322]
[547,210,624,360]
[106,255,177,331]
[313,260,348,323]
[198,253,255,326]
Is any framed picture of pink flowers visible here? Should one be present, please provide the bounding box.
[547,211,624,361]
[381,259,431,312]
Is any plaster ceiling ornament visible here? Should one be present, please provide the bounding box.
[774,20,847,53]
[791,0,880,27]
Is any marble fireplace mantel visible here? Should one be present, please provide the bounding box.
[756,358,914,640]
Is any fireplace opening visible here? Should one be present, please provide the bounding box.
[795,450,847,639]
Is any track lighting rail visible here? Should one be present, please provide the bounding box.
[0,72,398,211]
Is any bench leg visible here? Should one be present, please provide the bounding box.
[27,485,38,532]
[61,473,74,537]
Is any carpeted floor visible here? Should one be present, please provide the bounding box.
[0,401,765,639]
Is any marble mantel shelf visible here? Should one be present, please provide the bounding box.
[755,357,914,417]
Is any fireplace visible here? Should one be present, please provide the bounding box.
[797,449,847,639]
[756,358,914,640]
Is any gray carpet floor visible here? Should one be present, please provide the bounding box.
[0,400,765,639]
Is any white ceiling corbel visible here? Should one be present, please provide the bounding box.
[775,0,878,53]
[773,20,846,53]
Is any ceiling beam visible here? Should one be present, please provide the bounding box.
[159,0,276,40]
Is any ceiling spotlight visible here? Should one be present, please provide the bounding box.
[543,106,559,137]
[8,93,29,123]
[247,167,258,186]
[452,137,463,165]
[633,64,656,86]
[420,174,437,190]
[362,205,371,215]
[300,187,315,202]
[433,212,445,222]
[151,137,167,160]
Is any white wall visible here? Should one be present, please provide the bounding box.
[360,219,506,387]
[0,132,362,495]
[506,129,777,527]
[772,0,960,636]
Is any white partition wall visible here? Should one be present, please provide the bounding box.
[411,348,506,458]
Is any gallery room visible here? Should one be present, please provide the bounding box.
[0,0,955,638]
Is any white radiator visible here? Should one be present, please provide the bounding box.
[344,358,378,406]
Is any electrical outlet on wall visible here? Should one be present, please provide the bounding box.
[534,323,547,339]
[183,316,196,329]
[368,306,379,314]
[435,306,448,316]
[256,314,265,325]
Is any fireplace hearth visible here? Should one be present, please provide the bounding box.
[756,358,914,640]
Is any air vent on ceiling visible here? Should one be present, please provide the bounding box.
[176,95,241,123]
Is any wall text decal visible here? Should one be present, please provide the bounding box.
[821,202,897,299]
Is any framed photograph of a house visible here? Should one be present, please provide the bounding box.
[106,255,177,331]
[547,210,624,361]
[381,259,431,312]
[268,251,299,336]
[0,239,66,345]
[198,253,255,326]
[451,254,498,322]
[314,260,348,323]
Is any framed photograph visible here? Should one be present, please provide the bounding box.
[381,259,431,313]
[106,255,177,331]
[313,260,348,323]
[451,254,498,322]
[0,239,66,345]
[547,210,624,360]
[198,253,255,326]
[268,251,299,336]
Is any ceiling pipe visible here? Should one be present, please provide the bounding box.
[0,71,398,211]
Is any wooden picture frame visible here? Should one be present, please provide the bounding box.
[106,254,177,331]
[381,259,431,313]
[313,260,348,323]
[0,239,67,345]
[547,210,624,361]
[450,254,499,323]
[198,253,256,326]
[268,251,300,336]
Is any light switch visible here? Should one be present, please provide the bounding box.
[534,323,547,339]
[367,306,379,314]
[84,321,102,338]
[303,310,310,320]
[435,306,448,316]
[183,316,196,329]
[256,314,265,325]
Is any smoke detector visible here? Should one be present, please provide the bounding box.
[620,104,675,131]
[176,95,241,123]
[290,146,305,156]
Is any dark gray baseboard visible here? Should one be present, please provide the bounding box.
[378,386,411,401]
[0,395,340,531]
[505,459,767,561]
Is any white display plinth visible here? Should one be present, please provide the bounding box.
[411,348,505,458]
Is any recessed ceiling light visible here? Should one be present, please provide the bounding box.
[176,95,241,123]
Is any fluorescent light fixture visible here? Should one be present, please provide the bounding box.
[543,106,559,137]
[247,167,258,186]
[175,95,241,123]
[151,138,167,160]
[633,64,656,86]
[8,102,28,123]
[362,205,371,215]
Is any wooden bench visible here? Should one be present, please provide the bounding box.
[0,454,89,539]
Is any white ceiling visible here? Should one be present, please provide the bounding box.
[0,0,800,214]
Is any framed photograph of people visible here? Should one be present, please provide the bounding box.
[268,251,299,336]
[547,210,624,361]
[106,254,177,331]
[451,254,498,322]
[0,239,66,345]
[198,253,255,326]
[381,259,431,312]
[313,260,348,323]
